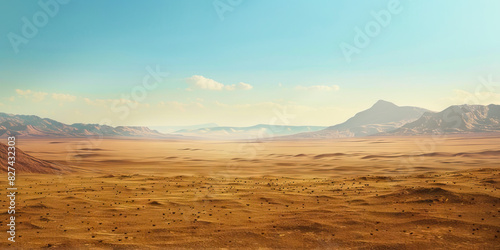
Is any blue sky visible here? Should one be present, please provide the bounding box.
[0,0,499,126]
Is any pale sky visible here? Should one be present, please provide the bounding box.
[1,0,499,127]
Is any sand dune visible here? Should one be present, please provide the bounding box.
[0,136,498,248]
[0,168,498,249]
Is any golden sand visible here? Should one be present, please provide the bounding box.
[1,137,499,248]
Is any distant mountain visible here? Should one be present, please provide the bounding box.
[0,112,173,138]
[150,123,219,134]
[174,124,327,140]
[277,100,430,139]
[0,142,69,173]
[385,104,500,135]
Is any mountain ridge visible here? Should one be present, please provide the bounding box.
[174,124,327,140]
[3,102,499,140]
[384,104,500,135]
[275,100,430,140]
[0,112,172,138]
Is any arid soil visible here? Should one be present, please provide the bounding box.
[11,135,500,177]
[0,136,499,249]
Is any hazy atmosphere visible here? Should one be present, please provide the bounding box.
[1,0,499,127]
[1,1,499,249]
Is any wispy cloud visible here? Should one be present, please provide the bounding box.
[186,75,253,91]
[294,85,340,91]
[52,93,77,102]
[225,82,253,90]
[186,75,224,90]
[16,89,79,103]
[16,89,48,102]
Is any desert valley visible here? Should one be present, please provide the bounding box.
[1,101,499,249]
[3,1,500,248]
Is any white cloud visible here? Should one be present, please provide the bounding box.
[186,75,225,90]
[237,82,253,90]
[83,98,95,105]
[15,89,31,96]
[52,93,77,102]
[16,89,48,102]
[186,75,253,91]
[225,82,253,91]
[294,85,340,91]
[16,89,77,103]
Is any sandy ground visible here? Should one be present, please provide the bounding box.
[1,136,499,249]
[14,135,500,177]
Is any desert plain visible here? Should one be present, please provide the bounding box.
[1,135,499,249]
